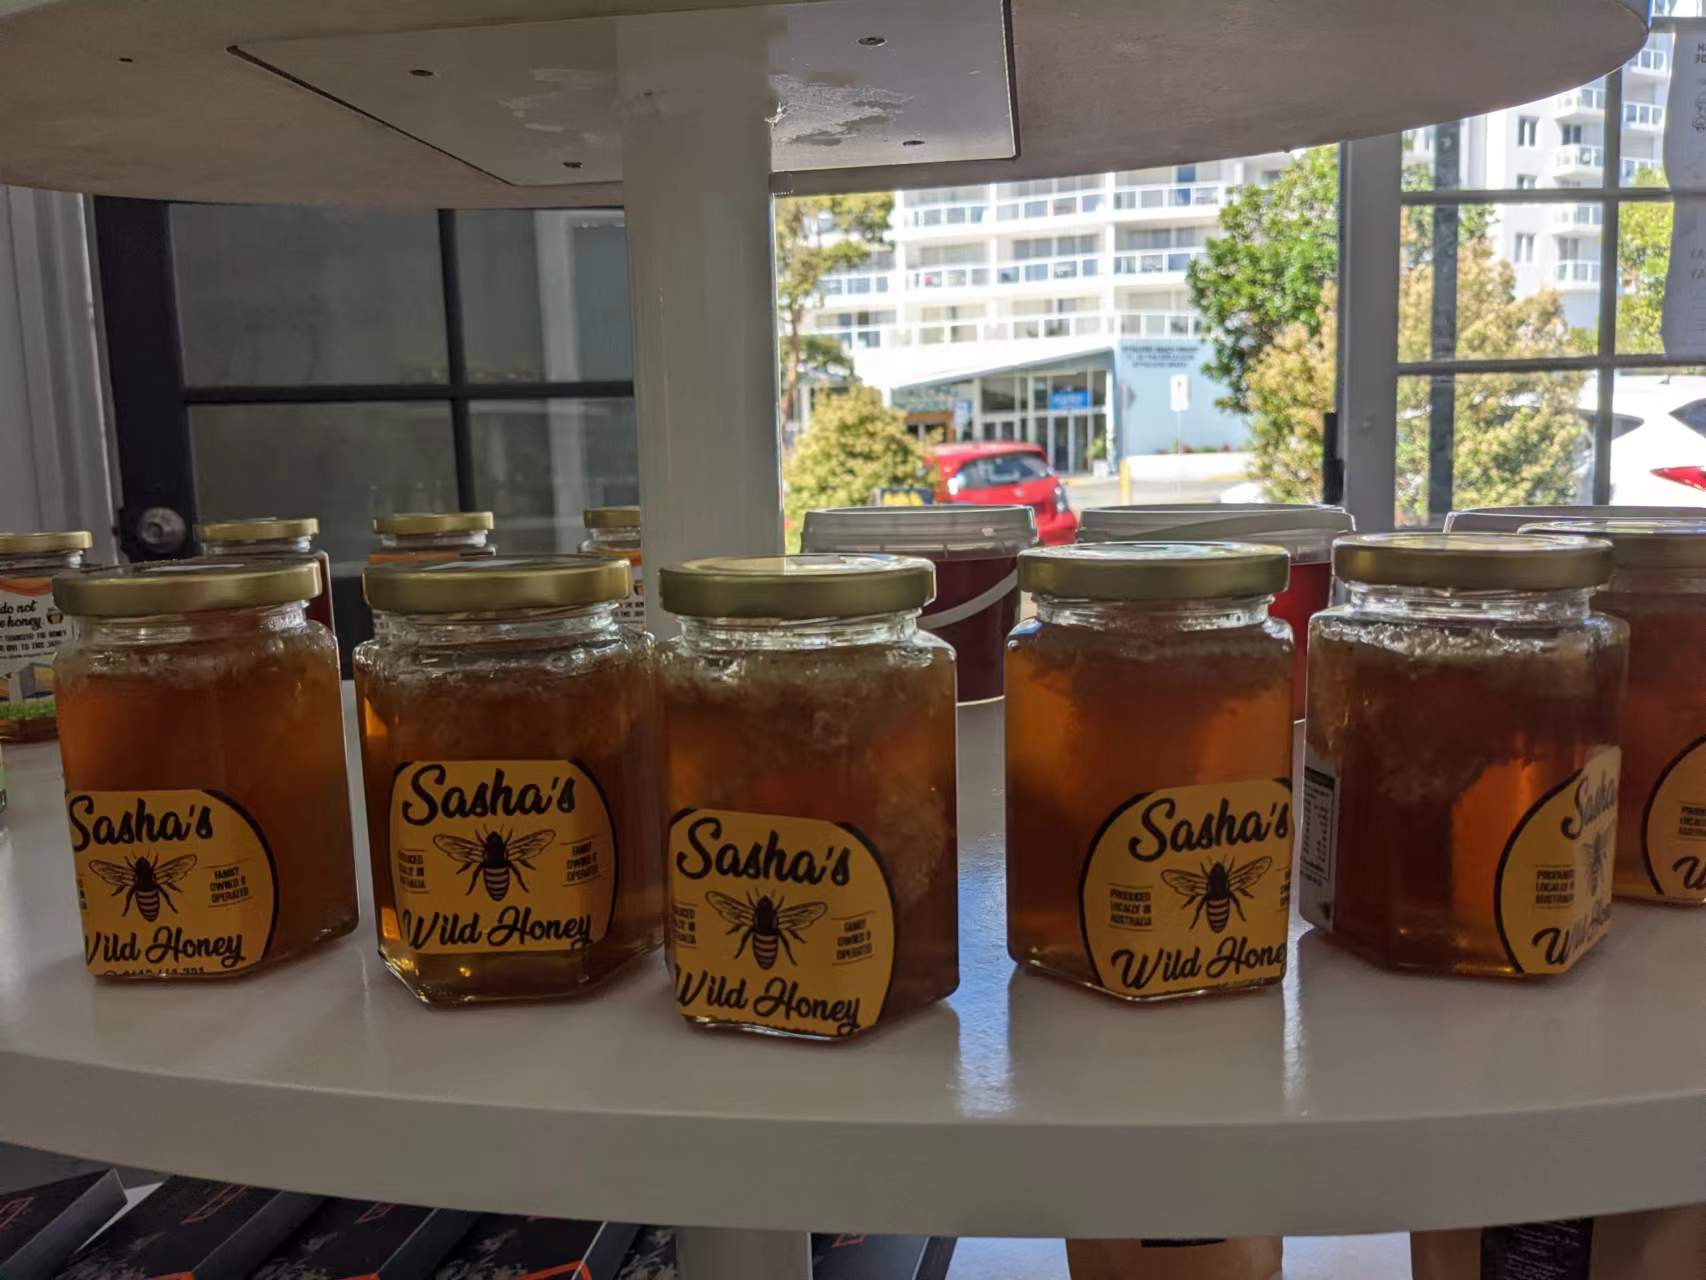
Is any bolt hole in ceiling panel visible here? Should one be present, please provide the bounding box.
[236,0,1014,188]
[0,0,1652,207]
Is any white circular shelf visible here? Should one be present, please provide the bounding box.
[1,699,1702,1238]
[0,0,1649,207]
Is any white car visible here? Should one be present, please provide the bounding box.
[1604,374,1706,507]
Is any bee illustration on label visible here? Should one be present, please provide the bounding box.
[705,891,829,970]
[87,852,198,922]
[1161,855,1272,933]
[1583,829,1608,898]
[434,827,555,902]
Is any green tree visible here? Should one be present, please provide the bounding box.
[775,194,895,425]
[1186,147,1338,414]
[1617,168,1670,354]
[782,386,935,546]
[1244,218,1588,521]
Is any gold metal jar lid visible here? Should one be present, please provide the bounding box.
[583,505,642,530]
[1020,541,1290,601]
[372,511,494,536]
[365,554,631,613]
[0,530,93,555]
[659,554,935,619]
[1334,532,1614,590]
[196,516,319,542]
[1518,518,1706,570]
[54,558,323,616]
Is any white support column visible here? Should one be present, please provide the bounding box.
[675,1227,812,1280]
[618,12,782,636]
[1336,133,1403,533]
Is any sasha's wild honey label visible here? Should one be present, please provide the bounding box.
[1642,734,1706,898]
[1496,747,1618,973]
[1080,779,1292,998]
[68,789,277,975]
[389,760,616,955]
[668,808,895,1037]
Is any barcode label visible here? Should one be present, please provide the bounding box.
[1298,747,1339,932]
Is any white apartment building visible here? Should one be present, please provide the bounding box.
[803,155,1292,474]
[1406,24,1678,331]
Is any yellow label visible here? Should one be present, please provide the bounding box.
[67,789,277,976]
[388,760,616,955]
[668,808,894,1037]
[1080,779,1293,998]
[1496,747,1619,973]
[1642,734,1706,898]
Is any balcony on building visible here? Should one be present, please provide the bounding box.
[1622,155,1663,183]
[991,176,1109,227]
[1552,203,1605,233]
[1554,259,1602,289]
[1623,102,1666,132]
[1554,86,1606,121]
[1553,142,1605,179]
[895,185,993,237]
[1626,45,1670,76]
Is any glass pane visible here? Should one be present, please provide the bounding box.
[1398,203,1600,361]
[1401,80,1611,194]
[458,210,634,384]
[1395,372,1596,526]
[468,398,639,552]
[1609,368,1706,507]
[172,206,448,387]
[1616,196,1681,355]
[189,402,458,573]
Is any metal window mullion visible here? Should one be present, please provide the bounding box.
[1592,69,1624,504]
[436,208,476,509]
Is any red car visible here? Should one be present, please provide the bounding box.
[932,441,1079,544]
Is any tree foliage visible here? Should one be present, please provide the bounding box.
[782,386,935,546]
[775,194,895,424]
[1617,168,1670,354]
[1186,147,1339,414]
[1245,215,1588,522]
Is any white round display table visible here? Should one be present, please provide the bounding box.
[1,699,1701,1275]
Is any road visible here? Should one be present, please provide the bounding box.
[1065,470,1243,512]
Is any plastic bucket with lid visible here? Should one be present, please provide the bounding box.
[1446,504,1706,530]
[1077,503,1354,716]
[801,505,1037,702]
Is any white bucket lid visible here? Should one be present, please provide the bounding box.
[1446,504,1706,531]
[1078,503,1353,560]
[801,505,1037,557]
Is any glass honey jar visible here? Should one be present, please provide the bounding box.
[0,530,92,742]
[53,559,357,978]
[354,555,661,1004]
[370,512,495,564]
[1301,533,1627,977]
[1007,542,1295,1001]
[579,506,645,629]
[197,517,335,634]
[658,554,957,1039]
[1522,519,1706,905]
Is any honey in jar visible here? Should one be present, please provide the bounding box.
[658,554,957,1039]
[1007,542,1295,1001]
[579,506,646,629]
[370,511,496,564]
[53,559,357,978]
[198,516,335,634]
[1522,519,1706,904]
[354,555,661,1003]
[1301,533,1626,976]
[0,530,92,742]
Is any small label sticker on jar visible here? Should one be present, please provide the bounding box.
[388,760,616,956]
[1079,779,1293,998]
[67,789,278,976]
[1496,747,1619,974]
[1297,748,1339,932]
[667,808,895,1037]
[617,567,646,628]
[1642,734,1706,899]
[0,575,69,726]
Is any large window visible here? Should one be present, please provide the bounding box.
[1391,14,1705,523]
[96,201,636,654]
